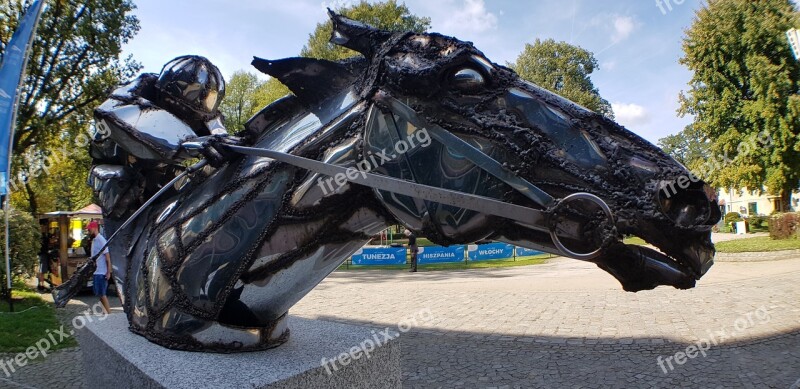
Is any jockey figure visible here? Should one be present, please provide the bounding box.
[88,55,236,219]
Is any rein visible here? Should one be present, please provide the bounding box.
[225,94,617,261]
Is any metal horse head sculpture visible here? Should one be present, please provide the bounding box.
[71,12,720,352]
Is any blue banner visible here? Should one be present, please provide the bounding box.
[515,246,545,257]
[417,245,465,264]
[0,0,45,195]
[468,243,515,261]
[351,247,407,265]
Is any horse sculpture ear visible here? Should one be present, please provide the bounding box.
[328,9,393,58]
[251,57,359,107]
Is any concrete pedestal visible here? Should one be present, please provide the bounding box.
[76,313,401,389]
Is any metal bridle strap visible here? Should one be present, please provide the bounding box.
[376,93,555,208]
[372,93,616,259]
[107,159,209,259]
[226,144,585,244]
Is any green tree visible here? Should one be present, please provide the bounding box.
[658,125,709,169]
[257,78,291,108]
[0,0,141,215]
[0,209,41,284]
[679,0,800,209]
[10,133,94,214]
[300,0,430,61]
[510,39,614,118]
[219,71,276,131]
[9,101,96,214]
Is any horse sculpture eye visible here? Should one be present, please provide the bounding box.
[451,68,485,91]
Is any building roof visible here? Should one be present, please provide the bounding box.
[40,204,102,218]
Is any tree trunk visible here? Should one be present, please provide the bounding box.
[781,188,793,213]
[24,182,38,216]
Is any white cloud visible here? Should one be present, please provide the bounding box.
[439,0,498,34]
[611,15,636,43]
[611,102,650,128]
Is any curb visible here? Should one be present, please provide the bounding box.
[714,249,800,262]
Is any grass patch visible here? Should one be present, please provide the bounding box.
[374,237,436,247]
[339,254,551,271]
[622,236,647,246]
[0,287,78,353]
[715,236,800,253]
[622,234,799,254]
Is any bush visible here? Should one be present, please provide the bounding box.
[724,212,742,225]
[768,212,800,240]
[0,210,41,284]
[747,215,768,231]
[713,224,732,233]
[724,212,744,231]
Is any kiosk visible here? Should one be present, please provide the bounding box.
[38,204,102,286]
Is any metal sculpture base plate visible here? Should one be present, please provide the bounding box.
[76,314,401,389]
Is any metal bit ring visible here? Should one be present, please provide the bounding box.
[549,192,615,261]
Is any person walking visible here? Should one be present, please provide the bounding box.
[405,229,418,272]
[87,221,112,314]
[36,234,51,292]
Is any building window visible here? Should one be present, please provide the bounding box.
[748,202,758,215]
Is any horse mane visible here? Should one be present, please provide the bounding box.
[251,56,366,107]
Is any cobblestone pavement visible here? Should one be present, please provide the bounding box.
[0,349,84,389]
[3,254,798,388]
[291,256,800,388]
[0,291,122,389]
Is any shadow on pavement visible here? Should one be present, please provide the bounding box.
[312,315,800,388]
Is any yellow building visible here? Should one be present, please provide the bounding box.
[717,187,798,216]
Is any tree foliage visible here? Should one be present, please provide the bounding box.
[658,125,709,169]
[219,71,278,131]
[300,0,430,61]
[510,39,613,118]
[258,78,291,108]
[679,0,800,206]
[0,209,41,282]
[9,125,95,214]
[0,0,141,215]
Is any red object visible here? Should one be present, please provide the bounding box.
[86,220,99,230]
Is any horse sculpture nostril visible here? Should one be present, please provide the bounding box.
[673,204,699,227]
[658,181,717,227]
